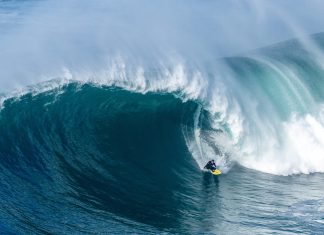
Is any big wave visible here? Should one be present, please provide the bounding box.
[2,34,324,176]
[2,29,324,235]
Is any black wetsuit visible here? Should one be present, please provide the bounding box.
[204,161,217,171]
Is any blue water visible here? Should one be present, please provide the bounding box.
[0,84,323,234]
[1,1,324,234]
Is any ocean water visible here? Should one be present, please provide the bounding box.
[0,1,324,234]
[0,84,323,234]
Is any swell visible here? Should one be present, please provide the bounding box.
[0,83,215,233]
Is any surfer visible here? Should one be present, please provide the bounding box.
[204,160,217,171]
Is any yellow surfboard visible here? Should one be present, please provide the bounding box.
[210,169,222,175]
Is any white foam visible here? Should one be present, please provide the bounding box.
[235,110,324,175]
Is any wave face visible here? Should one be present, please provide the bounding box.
[0,83,206,233]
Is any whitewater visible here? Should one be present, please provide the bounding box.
[0,0,324,234]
